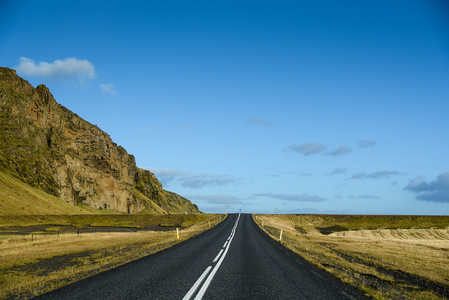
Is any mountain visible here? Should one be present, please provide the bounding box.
[0,67,199,214]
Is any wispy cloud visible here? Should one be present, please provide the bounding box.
[287,143,326,156]
[15,57,95,81]
[348,171,404,180]
[255,193,326,202]
[149,168,238,189]
[287,143,353,157]
[348,194,380,200]
[268,171,313,177]
[358,140,376,148]
[148,168,186,186]
[298,172,313,177]
[184,194,243,204]
[326,146,352,156]
[327,167,347,176]
[100,83,118,95]
[181,176,237,188]
[249,117,273,127]
[404,171,449,203]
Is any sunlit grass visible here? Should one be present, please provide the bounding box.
[0,214,225,299]
[254,214,449,300]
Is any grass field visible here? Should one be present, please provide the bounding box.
[0,214,224,299]
[0,169,220,298]
[254,214,449,300]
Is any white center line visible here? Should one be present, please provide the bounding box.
[183,213,241,300]
[195,214,240,300]
[212,249,224,263]
[182,266,212,300]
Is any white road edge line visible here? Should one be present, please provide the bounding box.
[193,213,241,300]
[212,249,224,263]
[182,266,212,300]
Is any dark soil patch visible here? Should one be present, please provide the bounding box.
[295,227,307,235]
[7,251,97,276]
[315,225,348,235]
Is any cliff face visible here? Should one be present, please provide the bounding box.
[0,67,199,214]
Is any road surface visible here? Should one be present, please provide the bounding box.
[36,214,368,299]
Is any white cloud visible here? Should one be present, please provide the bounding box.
[181,176,237,189]
[287,143,352,157]
[269,171,313,177]
[348,194,380,200]
[326,146,352,156]
[349,170,404,180]
[255,193,326,202]
[148,168,188,186]
[184,194,243,204]
[288,143,326,156]
[149,168,238,189]
[328,167,347,176]
[100,83,118,95]
[15,57,95,81]
[404,171,449,203]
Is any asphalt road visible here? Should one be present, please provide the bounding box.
[36,214,368,300]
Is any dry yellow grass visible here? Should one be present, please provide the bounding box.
[0,214,225,299]
[254,214,449,300]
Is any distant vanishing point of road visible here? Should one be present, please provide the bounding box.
[36,214,368,300]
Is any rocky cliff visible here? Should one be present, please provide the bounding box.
[0,67,199,214]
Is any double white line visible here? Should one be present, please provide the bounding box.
[183,213,241,300]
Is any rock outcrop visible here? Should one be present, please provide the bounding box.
[0,67,199,214]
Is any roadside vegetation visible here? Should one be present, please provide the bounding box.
[254,214,449,300]
[0,214,225,299]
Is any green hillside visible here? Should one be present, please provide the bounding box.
[0,171,115,215]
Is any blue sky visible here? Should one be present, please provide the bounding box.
[1,0,449,214]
